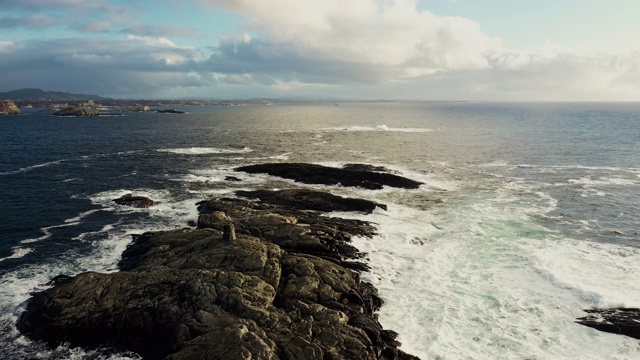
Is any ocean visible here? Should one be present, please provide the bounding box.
[1,101,639,359]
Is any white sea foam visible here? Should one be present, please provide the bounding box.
[20,209,103,244]
[317,161,460,193]
[157,147,252,155]
[0,160,65,176]
[0,186,209,358]
[568,176,638,187]
[327,176,640,359]
[0,247,33,262]
[227,153,292,161]
[320,125,433,133]
[530,238,640,308]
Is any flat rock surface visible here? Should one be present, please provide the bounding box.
[18,189,419,360]
[236,163,423,190]
[236,189,387,213]
[576,308,640,339]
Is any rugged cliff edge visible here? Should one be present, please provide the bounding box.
[17,184,421,359]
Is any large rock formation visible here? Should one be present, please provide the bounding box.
[576,308,640,339]
[0,100,21,115]
[53,106,100,117]
[17,189,420,360]
[236,189,387,213]
[236,163,423,190]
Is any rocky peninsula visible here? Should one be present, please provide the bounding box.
[17,165,422,359]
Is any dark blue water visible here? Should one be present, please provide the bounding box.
[1,102,639,359]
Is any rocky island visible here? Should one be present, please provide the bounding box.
[52,106,100,117]
[236,163,423,190]
[0,100,21,115]
[17,164,422,359]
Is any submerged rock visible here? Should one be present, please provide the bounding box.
[112,194,155,208]
[236,163,423,190]
[576,308,640,339]
[53,106,100,117]
[0,100,21,115]
[18,188,419,360]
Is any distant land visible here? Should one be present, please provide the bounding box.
[0,88,275,109]
[0,88,108,101]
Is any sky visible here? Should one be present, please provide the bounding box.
[1,0,639,100]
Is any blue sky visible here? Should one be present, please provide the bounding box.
[1,0,639,100]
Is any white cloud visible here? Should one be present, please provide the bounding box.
[200,0,499,77]
[2,0,639,100]
[193,0,640,100]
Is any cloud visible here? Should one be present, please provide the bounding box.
[0,36,209,96]
[0,14,62,29]
[0,0,143,34]
[0,0,135,15]
[2,0,639,100]
[198,0,499,82]
[191,0,640,100]
[120,24,204,39]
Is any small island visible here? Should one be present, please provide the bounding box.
[0,100,21,115]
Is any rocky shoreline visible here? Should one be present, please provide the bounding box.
[17,165,422,359]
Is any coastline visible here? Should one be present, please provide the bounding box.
[16,165,422,359]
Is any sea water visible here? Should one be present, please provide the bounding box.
[1,102,639,359]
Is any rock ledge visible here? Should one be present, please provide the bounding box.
[18,188,420,360]
[236,163,423,190]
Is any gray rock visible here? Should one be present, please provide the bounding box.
[236,163,423,190]
[576,308,640,339]
[18,189,419,360]
[113,194,155,208]
[236,189,387,213]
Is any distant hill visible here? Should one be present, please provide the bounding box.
[0,88,108,101]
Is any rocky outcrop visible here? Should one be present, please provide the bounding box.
[236,189,387,213]
[113,194,155,208]
[0,100,21,115]
[52,106,100,117]
[236,163,423,190]
[18,189,419,360]
[576,308,640,339]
